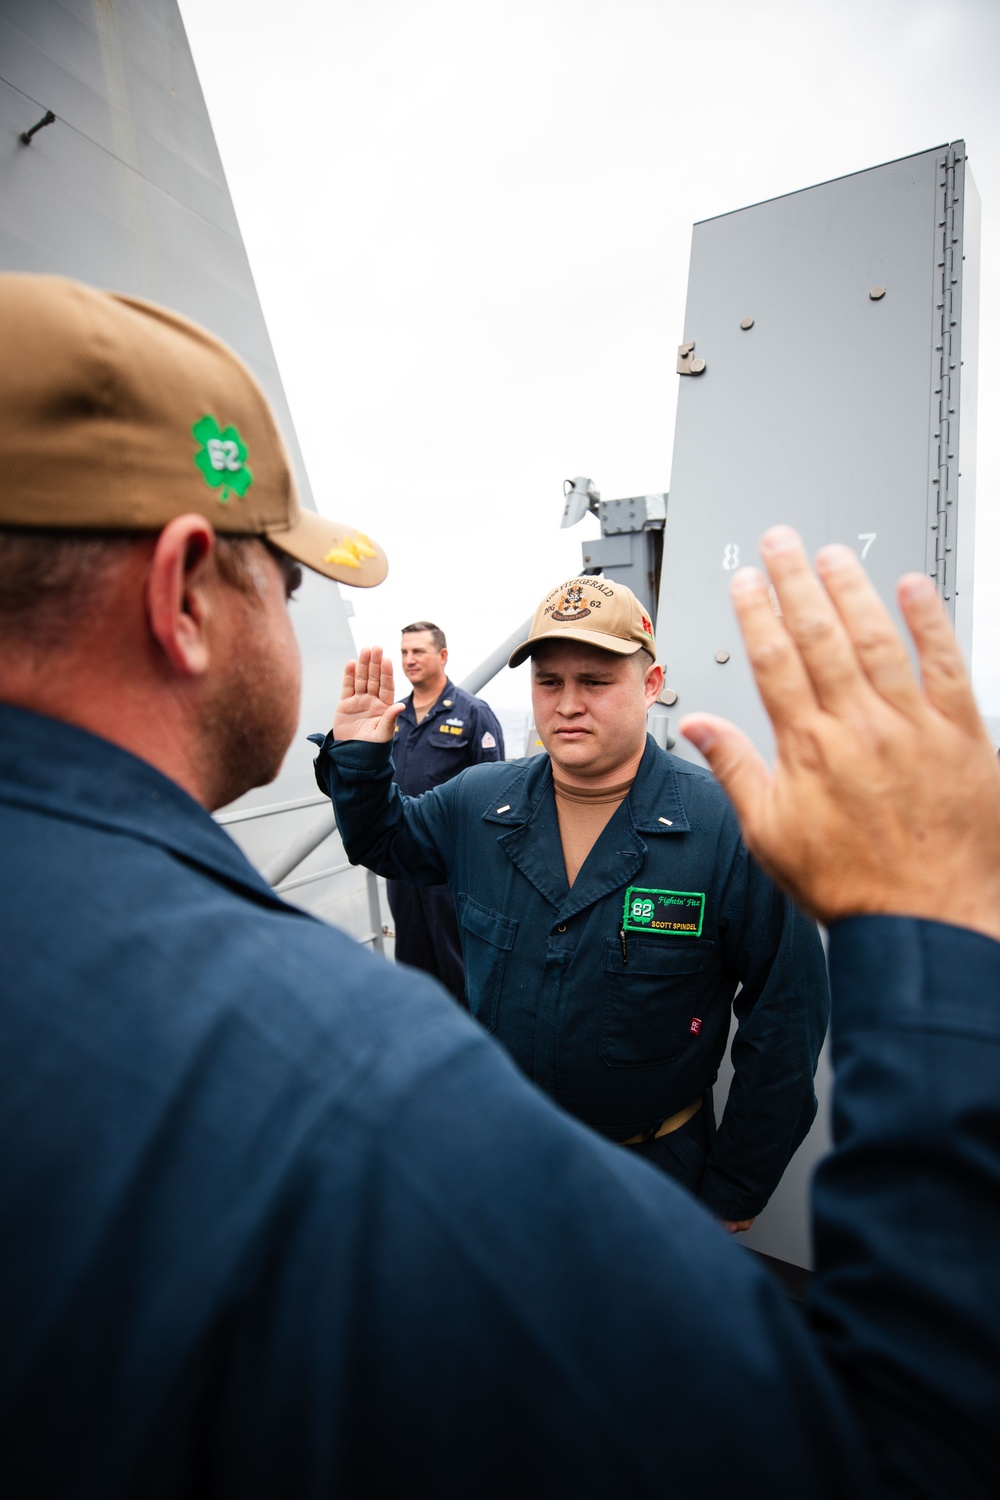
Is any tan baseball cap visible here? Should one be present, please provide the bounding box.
[508,576,656,667]
[0,274,387,587]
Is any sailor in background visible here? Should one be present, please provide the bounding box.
[314,620,504,1006]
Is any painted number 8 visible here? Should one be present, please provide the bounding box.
[722,543,740,571]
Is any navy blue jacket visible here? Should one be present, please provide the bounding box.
[388,678,504,794]
[315,734,829,1220]
[4,702,1000,1497]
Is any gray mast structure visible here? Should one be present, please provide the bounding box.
[0,0,384,946]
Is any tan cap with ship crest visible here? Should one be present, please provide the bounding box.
[508,576,656,667]
[0,274,387,587]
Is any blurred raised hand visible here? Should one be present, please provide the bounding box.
[680,525,1000,944]
[333,646,405,744]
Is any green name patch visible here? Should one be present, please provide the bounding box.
[622,886,705,936]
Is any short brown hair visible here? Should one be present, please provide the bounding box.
[0,528,138,648]
[0,527,285,649]
[401,620,446,652]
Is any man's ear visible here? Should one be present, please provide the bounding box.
[440,646,448,669]
[643,662,664,709]
[146,514,218,677]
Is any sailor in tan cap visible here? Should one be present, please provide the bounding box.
[318,572,830,1230]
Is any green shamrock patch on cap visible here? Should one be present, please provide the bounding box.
[192,415,254,502]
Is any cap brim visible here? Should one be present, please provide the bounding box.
[507,628,643,668]
[266,507,388,587]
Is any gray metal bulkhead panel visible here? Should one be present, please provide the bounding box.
[0,0,363,914]
[658,143,978,768]
[0,0,313,510]
[659,143,979,1271]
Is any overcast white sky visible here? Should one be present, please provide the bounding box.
[177,0,1000,726]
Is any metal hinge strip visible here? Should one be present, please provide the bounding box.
[926,143,964,607]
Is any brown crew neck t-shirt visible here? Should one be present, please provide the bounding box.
[553,776,635,888]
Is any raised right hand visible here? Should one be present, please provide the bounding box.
[680,526,1000,944]
[332,646,405,744]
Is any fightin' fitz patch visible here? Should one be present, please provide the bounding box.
[622,886,705,937]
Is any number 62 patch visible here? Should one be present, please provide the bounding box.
[622,886,705,937]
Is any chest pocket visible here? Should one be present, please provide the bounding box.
[457,895,515,1034]
[600,936,716,1067]
[432,730,470,750]
[420,730,470,789]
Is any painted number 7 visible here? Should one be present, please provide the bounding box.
[858,533,876,560]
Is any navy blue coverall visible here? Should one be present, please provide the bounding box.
[315,733,829,1221]
[4,704,1000,1496]
[316,679,503,1005]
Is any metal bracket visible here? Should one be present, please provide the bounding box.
[19,110,56,145]
[597,493,666,536]
[560,476,601,528]
[677,342,706,376]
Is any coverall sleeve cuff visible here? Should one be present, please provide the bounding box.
[828,914,1000,1041]
[697,1178,768,1224]
[321,737,394,778]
